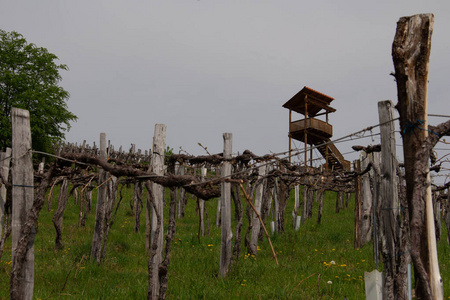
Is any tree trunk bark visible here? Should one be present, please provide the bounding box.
[392,13,442,299]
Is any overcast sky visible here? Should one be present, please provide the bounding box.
[1,1,449,166]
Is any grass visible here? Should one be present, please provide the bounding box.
[0,185,449,299]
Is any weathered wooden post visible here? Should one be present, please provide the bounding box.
[316,188,324,224]
[360,152,372,245]
[148,124,166,299]
[354,159,362,249]
[11,108,34,300]
[176,163,186,219]
[250,164,266,255]
[0,148,12,240]
[378,100,408,299]
[198,167,207,236]
[133,182,143,233]
[52,178,69,250]
[273,177,280,234]
[219,133,232,277]
[446,191,450,245]
[292,185,300,229]
[392,13,443,299]
[91,133,107,264]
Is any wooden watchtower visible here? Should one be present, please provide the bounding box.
[282,86,350,171]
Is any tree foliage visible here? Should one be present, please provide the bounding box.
[0,29,77,152]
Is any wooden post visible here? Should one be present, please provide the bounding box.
[219,133,232,277]
[250,164,266,255]
[378,100,407,299]
[176,163,186,219]
[289,109,292,163]
[52,178,69,250]
[354,159,362,250]
[360,152,372,245]
[304,98,308,168]
[198,167,207,236]
[0,148,12,240]
[11,108,34,300]
[316,188,324,224]
[149,124,166,299]
[273,178,279,234]
[392,13,443,299]
[292,185,300,228]
[91,133,107,264]
[446,191,450,245]
[370,151,381,269]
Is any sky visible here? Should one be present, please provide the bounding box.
[1,1,450,168]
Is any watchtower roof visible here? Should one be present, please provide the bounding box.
[282,86,336,117]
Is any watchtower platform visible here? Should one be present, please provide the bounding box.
[283,86,350,171]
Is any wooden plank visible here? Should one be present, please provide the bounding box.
[219,133,232,277]
[11,108,34,300]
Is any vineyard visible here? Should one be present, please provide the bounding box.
[1,13,450,300]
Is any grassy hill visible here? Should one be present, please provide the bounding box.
[0,186,449,299]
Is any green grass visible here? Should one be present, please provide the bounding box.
[0,186,449,299]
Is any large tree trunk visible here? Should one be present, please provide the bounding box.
[392,13,443,299]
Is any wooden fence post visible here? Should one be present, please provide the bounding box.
[0,148,12,240]
[149,124,166,299]
[219,133,232,277]
[11,108,34,300]
[392,13,443,299]
[91,132,107,264]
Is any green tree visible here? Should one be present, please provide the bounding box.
[0,30,77,152]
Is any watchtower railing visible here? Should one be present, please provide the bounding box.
[289,118,332,137]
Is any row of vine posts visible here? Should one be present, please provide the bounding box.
[1,13,450,300]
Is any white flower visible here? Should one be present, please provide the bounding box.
[330,260,336,265]
[327,281,333,285]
